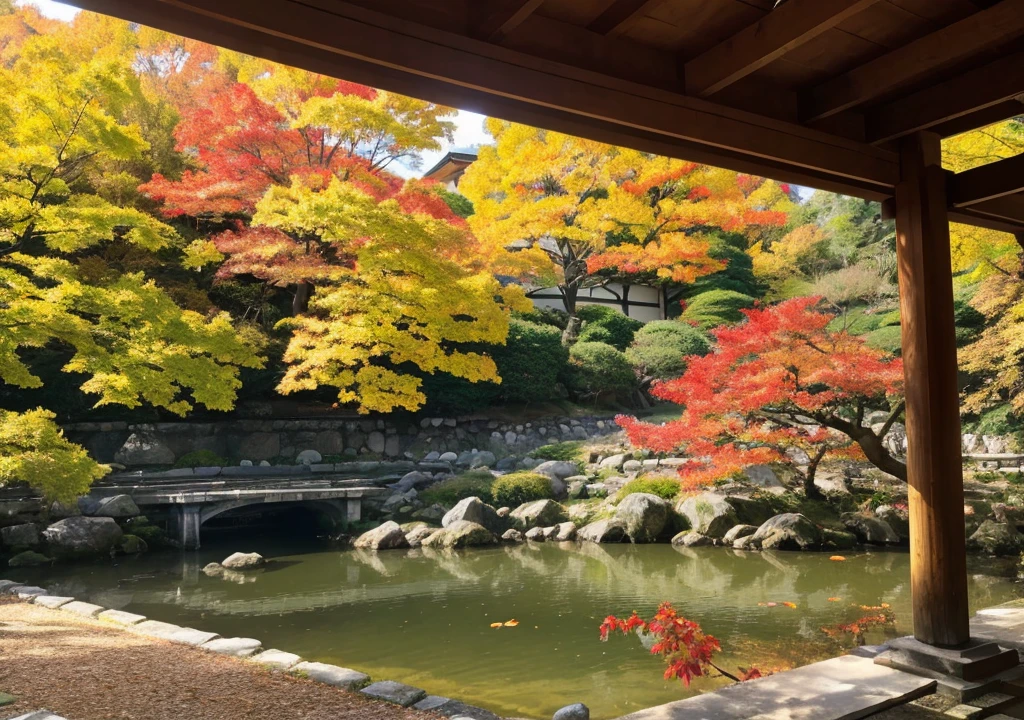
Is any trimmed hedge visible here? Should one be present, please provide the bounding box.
[492,472,554,507]
[626,321,711,380]
[575,305,644,351]
[566,341,637,398]
[680,290,757,329]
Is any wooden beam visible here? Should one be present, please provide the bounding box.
[803,0,1024,121]
[961,193,1024,227]
[587,0,668,37]
[473,0,545,42]
[684,0,880,98]
[949,153,1024,207]
[894,131,970,648]
[865,49,1024,143]
[74,0,898,196]
[928,99,1024,140]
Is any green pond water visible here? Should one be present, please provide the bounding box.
[7,539,1022,719]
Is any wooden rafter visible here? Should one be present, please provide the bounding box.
[949,153,1024,207]
[587,0,668,37]
[684,0,880,98]
[961,193,1024,226]
[866,49,1024,143]
[927,99,1024,141]
[473,0,545,42]
[803,0,1024,122]
[73,0,898,198]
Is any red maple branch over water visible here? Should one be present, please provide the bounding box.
[599,602,763,686]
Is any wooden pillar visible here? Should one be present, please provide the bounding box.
[894,131,970,648]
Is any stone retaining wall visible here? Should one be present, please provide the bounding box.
[63,414,622,467]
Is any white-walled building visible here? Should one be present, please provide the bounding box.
[424,150,668,322]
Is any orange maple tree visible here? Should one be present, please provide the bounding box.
[618,297,906,498]
[601,603,763,685]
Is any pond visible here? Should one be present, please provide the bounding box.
[6,539,1021,720]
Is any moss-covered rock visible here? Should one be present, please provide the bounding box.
[8,550,51,567]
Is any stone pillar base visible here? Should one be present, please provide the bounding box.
[875,636,1023,701]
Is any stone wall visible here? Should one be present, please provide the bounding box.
[64,414,622,467]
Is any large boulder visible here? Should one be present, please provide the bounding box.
[723,496,774,526]
[42,517,123,557]
[554,522,577,542]
[533,461,580,479]
[969,520,1024,556]
[615,493,671,543]
[455,450,497,468]
[442,497,504,534]
[114,433,175,466]
[751,513,822,550]
[599,454,626,470]
[676,493,738,539]
[842,513,900,545]
[392,471,432,493]
[1,523,39,548]
[421,520,497,549]
[510,499,568,530]
[742,465,785,491]
[671,531,712,547]
[91,494,141,518]
[875,505,910,541]
[354,521,410,551]
[404,526,437,548]
[722,524,758,545]
[222,551,265,569]
[577,518,628,543]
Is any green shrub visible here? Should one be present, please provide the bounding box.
[515,307,569,330]
[492,319,569,403]
[492,472,553,507]
[683,239,764,299]
[954,299,985,347]
[680,290,756,329]
[420,470,495,506]
[566,341,637,398]
[617,476,682,501]
[575,305,643,351]
[174,450,228,468]
[626,321,711,380]
[420,318,568,413]
[975,405,1022,444]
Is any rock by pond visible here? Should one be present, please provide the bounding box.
[751,513,823,550]
[677,493,737,539]
[510,499,567,530]
[354,522,410,551]
[969,520,1024,556]
[577,518,628,543]
[615,492,671,543]
[42,517,123,557]
[443,497,504,535]
[842,513,900,545]
[222,551,265,569]
[421,520,496,549]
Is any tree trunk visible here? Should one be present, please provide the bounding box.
[292,281,312,315]
[853,431,908,482]
[803,447,828,501]
[562,315,582,347]
[620,284,630,316]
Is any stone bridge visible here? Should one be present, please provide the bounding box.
[92,472,390,549]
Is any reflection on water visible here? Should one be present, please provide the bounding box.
[6,539,1021,719]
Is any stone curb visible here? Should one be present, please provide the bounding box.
[0,580,506,720]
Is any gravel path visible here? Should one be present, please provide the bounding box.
[0,598,434,720]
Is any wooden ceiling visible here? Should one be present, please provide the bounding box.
[74,0,1024,233]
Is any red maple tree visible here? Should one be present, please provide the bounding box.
[601,602,763,685]
[141,78,456,314]
[618,297,906,498]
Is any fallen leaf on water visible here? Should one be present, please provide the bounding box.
[489,622,503,628]
[828,597,842,602]
[766,602,777,608]
[830,556,846,562]
[757,602,767,607]
[504,620,519,627]
[782,602,797,609]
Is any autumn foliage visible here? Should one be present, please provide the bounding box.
[600,602,762,686]
[619,297,907,496]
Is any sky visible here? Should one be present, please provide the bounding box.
[16,0,494,179]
